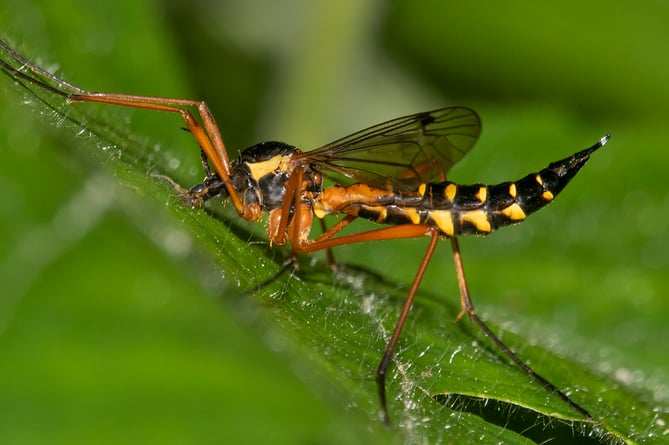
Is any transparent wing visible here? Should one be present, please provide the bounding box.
[295,107,481,191]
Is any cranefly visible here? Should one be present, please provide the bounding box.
[0,38,608,424]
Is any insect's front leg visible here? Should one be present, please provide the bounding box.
[267,200,314,251]
[152,171,228,208]
[246,201,314,292]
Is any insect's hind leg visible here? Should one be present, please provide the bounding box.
[375,229,441,425]
[316,216,361,271]
[449,237,593,420]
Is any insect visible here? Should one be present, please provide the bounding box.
[1,38,608,424]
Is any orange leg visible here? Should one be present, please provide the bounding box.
[315,215,357,243]
[315,214,357,270]
[65,93,256,218]
[0,42,252,219]
[0,39,87,96]
[310,216,359,270]
[376,229,440,425]
[288,218,592,422]
[449,238,592,420]
[318,219,338,269]
[291,222,440,423]
[296,223,435,253]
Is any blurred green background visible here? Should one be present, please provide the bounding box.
[0,1,667,444]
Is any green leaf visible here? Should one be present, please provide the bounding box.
[1,1,667,445]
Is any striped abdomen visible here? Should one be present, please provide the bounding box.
[326,136,607,237]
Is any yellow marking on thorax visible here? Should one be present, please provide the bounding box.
[444,183,457,201]
[475,186,488,203]
[460,210,492,233]
[429,210,454,236]
[501,203,526,221]
[509,183,517,198]
[246,155,285,182]
[418,183,427,196]
[402,207,422,224]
